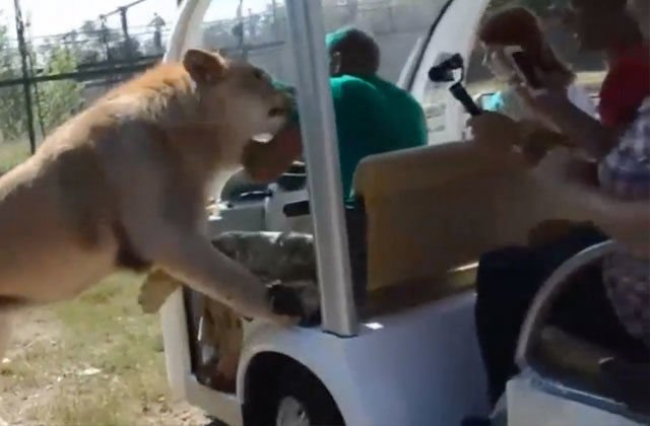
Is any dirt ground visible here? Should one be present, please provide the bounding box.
[0,273,212,426]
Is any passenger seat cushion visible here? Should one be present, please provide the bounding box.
[475,246,543,402]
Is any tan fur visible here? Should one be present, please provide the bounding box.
[0,49,293,359]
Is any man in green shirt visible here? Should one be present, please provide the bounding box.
[325,27,428,198]
[239,28,427,305]
[246,28,428,201]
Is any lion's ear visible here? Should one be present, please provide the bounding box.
[182,49,228,85]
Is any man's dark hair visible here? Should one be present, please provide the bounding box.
[326,27,380,76]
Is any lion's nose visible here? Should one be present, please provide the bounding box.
[269,94,293,118]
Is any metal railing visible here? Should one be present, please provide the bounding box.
[516,240,619,368]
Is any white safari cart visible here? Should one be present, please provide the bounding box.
[158,1,649,425]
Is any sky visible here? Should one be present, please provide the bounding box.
[1,0,271,39]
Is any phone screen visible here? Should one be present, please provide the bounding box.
[510,51,542,89]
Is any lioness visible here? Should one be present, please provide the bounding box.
[0,49,295,358]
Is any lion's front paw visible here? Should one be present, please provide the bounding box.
[138,270,183,314]
[267,280,320,326]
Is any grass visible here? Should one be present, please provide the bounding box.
[0,142,31,174]
[49,274,165,424]
[0,273,206,426]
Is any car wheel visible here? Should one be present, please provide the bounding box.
[248,361,344,426]
[273,364,344,426]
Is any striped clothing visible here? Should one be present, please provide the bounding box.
[598,97,650,347]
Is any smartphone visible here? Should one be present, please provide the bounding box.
[503,46,544,90]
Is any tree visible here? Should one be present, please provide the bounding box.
[0,12,27,144]
[35,45,83,134]
[60,29,100,65]
[79,19,120,62]
[108,38,143,62]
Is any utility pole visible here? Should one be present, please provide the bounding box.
[13,0,36,154]
[99,15,112,62]
[118,6,132,60]
[233,0,247,58]
[272,0,278,39]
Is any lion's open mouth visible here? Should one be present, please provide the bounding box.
[268,106,287,117]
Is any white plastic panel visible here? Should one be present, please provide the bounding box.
[239,292,489,426]
[507,375,643,426]
[410,0,490,144]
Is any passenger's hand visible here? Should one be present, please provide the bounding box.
[531,148,568,187]
[518,126,574,167]
[138,269,183,314]
[514,74,571,121]
[467,111,522,153]
[535,152,650,259]
[531,148,596,193]
[537,70,569,95]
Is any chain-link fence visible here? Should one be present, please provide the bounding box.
[202,0,438,90]
[202,0,433,51]
[0,0,172,173]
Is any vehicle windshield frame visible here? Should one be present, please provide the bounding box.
[404,0,456,91]
[285,0,358,337]
[285,0,457,336]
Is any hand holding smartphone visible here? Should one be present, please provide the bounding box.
[503,46,547,96]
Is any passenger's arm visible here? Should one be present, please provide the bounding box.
[468,112,565,164]
[589,193,650,258]
[468,111,524,153]
[532,149,650,258]
[514,80,617,160]
[528,93,617,159]
[520,124,576,165]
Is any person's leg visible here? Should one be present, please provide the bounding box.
[475,246,542,404]
[530,224,647,360]
[550,267,650,362]
[346,203,368,307]
[475,224,609,404]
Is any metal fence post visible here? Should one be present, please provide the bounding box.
[13,0,36,154]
